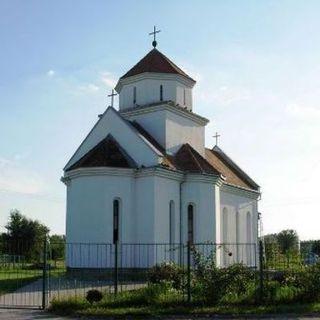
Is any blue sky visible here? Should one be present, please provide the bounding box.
[1,0,320,239]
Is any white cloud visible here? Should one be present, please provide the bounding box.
[0,156,47,195]
[198,85,252,106]
[100,71,117,89]
[78,83,100,93]
[286,103,320,119]
[47,69,55,76]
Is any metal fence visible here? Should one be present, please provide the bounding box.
[0,239,319,309]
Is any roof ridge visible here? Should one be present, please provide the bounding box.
[207,146,259,190]
[185,143,205,173]
[119,48,195,82]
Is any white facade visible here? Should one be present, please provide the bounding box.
[120,104,207,156]
[116,73,194,111]
[63,48,260,269]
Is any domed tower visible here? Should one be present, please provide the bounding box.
[115,48,208,156]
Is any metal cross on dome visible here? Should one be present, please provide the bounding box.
[213,132,221,146]
[108,89,117,108]
[149,25,161,48]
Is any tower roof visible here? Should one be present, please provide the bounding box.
[120,48,196,82]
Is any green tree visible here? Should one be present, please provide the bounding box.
[276,229,299,255]
[49,234,65,267]
[312,240,320,256]
[3,209,49,261]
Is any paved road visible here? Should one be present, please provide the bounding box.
[0,277,145,308]
[0,308,77,319]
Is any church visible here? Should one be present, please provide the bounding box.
[62,36,260,269]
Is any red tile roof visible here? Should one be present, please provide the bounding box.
[174,144,220,175]
[120,49,195,82]
[205,147,259,190]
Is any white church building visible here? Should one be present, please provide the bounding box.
[62,43,260,269]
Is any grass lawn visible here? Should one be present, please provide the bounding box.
[0,271,42,295]
[50,299,320,317]
[0,261,65,295]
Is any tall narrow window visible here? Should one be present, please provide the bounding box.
[133,86,136,104]
[246,212,252,243]
[169,201,175,244]
[236,211,240,261]
[160,85,163,101]
[246,212,252,265]
[169,201,175,261]
[222,208,228,244]
[183,89,186,105]
[113,199,120,243]
[187,204,194,244]
[222,208,229,265]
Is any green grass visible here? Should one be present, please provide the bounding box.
[50,297,320,318]
[0,261,66,295]
[49,284,320,318]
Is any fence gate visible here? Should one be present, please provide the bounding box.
[0,240,48,309]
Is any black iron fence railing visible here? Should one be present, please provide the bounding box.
[0,240,319,309]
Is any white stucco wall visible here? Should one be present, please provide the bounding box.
[166,111,205,156]
[118,78,193,111]
[181,179,216,244]
[123,108,205,156]
[65,173,135,268]
[64,168,258,268]
[125,110,167,148]
[219,187,259,266]
[64,107,160,170]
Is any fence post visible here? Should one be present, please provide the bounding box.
[114,241,118,297]
[187,241,191,303]
[259,240,264,303]
[42,238,48,309]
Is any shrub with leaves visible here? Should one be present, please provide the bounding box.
[86,289,103,305]
[192,248,254,304]
[147,262,186,290]
[298,262,320,302]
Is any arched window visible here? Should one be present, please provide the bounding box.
[246,212,252,265]
[133,86,137,104]
[187,204,194,244]
[169,201,175,261]
[113,199,120,243]
[169,201,175,245]
[222,207,228,244]
[160,85,163,101]
[246,212,252,243]
[236,211,240,261]
[222,207,229,265]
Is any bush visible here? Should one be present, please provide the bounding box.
[298,262,320,302]
[147,263,186,290]
[86,289,103,305]
[191,248,254,305]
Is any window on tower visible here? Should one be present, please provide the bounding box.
[133,87,137,104]
[160,85,163,101]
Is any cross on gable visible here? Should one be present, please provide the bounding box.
[213,132,221,146]
[108,89,117,108]
[149,25,161,48]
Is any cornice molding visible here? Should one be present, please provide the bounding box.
[62,167,230,187]
[136,167,184,181]
[221,183,261,200]
[120,102,209,126]
[184,173,222,185]
[64,167,136,180]
[115,72,195,92]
